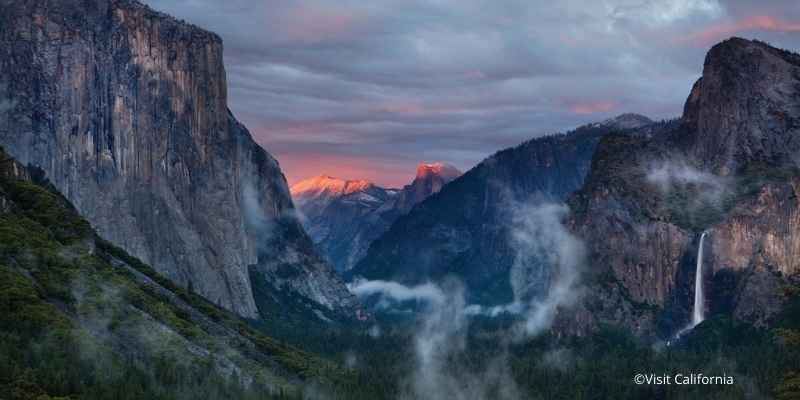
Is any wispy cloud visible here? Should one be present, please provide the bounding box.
[347,199,586,398]
[610,0,723,26]
[142,0,800,186]
[645,159,729,197]
[348,279,446,306]
[509,202,585,336]
[679,15,800,46]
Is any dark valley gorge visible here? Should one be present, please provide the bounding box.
[1,1,799,399]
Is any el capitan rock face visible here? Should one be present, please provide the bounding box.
[0,0,359,320]
[349,114,653,304]
[563,38,800,338]
[291,162,461,272]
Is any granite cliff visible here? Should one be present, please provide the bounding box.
[563,38,800,338]
[0,0,359,321]
[0,145,335,397]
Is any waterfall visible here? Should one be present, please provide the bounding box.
[672,231,708,341]
[691,231,707,327]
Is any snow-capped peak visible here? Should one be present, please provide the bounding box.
[290,175,374,200]
[415,162,461,181]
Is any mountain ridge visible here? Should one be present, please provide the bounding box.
[348,114,655,303]
[291,162,462,272]
[291,175,378,200]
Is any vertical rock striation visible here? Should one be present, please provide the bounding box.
[0,0,360,320]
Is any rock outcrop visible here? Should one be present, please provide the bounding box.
[291,162,461,272]
[678,38,800,175]
[563,38,800,338]
[0,0,360,321]
[391,162,462,214]
[349,114,653,304]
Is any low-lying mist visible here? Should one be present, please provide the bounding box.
[347,200,587,399]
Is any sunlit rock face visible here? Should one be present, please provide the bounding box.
[0,0,360,321]
[291,162,461,272]
[349,114,653,305]
[392,162,463,214]
[563,38,800,338]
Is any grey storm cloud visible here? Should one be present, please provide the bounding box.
[143,0,800,186]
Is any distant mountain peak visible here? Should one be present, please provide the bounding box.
[415,162,462,180]
[292,163,462,201]
[598,113,653,130]
[291,162,462,272]
[291,175,375,199]
[348,116,627,295]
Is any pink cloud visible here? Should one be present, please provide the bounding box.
[278,5,363,44]
[680,15,800,47]
[568,100,617,115]
[278,152,413,188]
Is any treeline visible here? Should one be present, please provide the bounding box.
[297,297,800,399]
[0,152,305,399]
[2,142,799,399]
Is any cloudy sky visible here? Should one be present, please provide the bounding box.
[144,0,800,187]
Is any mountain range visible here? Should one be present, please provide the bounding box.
[349,38,800,340]
[4,0,796,342]
[291,162,461,272]
[2,0,800,397]
[348,114,654,304]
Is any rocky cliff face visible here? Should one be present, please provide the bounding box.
[678,38,800,175]
[0,146,328,396]
[0,146,31,212]
[391,162,462,214]
[563,38,800,338]
[291,162,461,272]
[0,147,29,182]
[708,178,800,324]
[0,0,359,321]
[349,114,653,304]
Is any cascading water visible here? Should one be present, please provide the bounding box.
[691,231,707,327]
[673,230,708,340]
